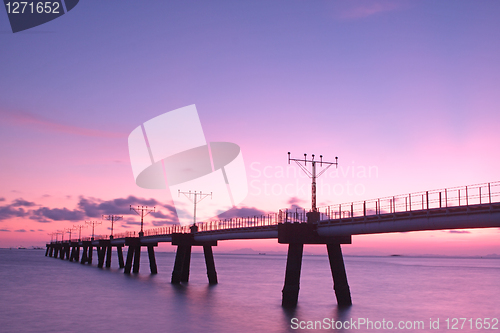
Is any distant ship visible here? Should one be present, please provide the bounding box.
[259,253,266,255]
[17,246,26,249]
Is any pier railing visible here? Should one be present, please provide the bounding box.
[141,181,500,236]
[51,181,500,240]
[318,181,500,221]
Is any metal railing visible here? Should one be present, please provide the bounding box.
[317,181,500,221]
[141,181,500,236]
[48,181,500,241]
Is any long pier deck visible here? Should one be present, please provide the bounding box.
[45,181,500,307]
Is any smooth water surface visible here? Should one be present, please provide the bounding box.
[0,249,499,332]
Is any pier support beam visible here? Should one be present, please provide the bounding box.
[281,243,304,307]
[327,243,352,306]
[105,244,112,268]
[171,245,187,284]
[81,245,88,264]
[148,245,157,274]
[117,246,124,268]
[171,233,218,284]
[80,242,92,265]
[203,245,218,284]
[97,241,112,269]
[133,243,141,273]
[45,245,49,256]
[88,245,93,264]
[124,245,134,274]
[69,243,80,262]
[123,238,158,274]
[97,246,106,268]
[59,245,65,259]
[278,222,352,307]
[180,245,192,282]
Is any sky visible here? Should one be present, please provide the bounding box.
[1,0,500,255]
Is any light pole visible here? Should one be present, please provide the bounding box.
[85,221,101,241]
[73,224,87,241]
[178,190,212,226]
[130,206,155,237]
[288,152,338,221]
[103,215,123,239]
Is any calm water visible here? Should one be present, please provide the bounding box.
[0,249,499,332]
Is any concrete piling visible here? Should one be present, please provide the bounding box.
[203,245,218,284]
[147,245,157,274]
[327,243,352,306]
[281,243,304,307]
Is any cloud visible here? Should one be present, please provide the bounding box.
[11,198,36,207]
[448,230,471,234]
[337,0,407,20]
[78,196,167,217]
[0,205,29,220]
[14,229,27,232]
[0,109,125,138]
[0,196,177,225]
[0,198,5,202]
[217,206,269,219]
[0,229,10,232]
[31,207,85,221]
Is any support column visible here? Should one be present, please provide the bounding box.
[203,245,218,284]
[81,246,88,264]
[49,246,54,257]
[180,245,192,282]
[65,245,70,260]
[59,245,65,259]
[148,246,158,274]
[97,247,105,268]
[74,246,80,262]
[88,245,93,264]
[54,246,59,258]
[281,243,304,308]
[171,245,186,284]
[69,247,75,262]
[132,244,141,273]
[105,245,112,268]
[327,243,352,306]
[117,246,124,268]
[45,245,49,256]
[124,245,134,274]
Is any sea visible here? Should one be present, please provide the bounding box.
[0,248,499,333]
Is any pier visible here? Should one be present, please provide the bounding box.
[45,181,500,307]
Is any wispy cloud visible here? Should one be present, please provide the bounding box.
[11,199,36,207]
[31,207,85,221]
[0,205,29,220]
[0,196,177,224]
[78,196,174,217]
[0,109,125,138]
[337,0,408,20]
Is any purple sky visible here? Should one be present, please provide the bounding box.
[1,1,500,255]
